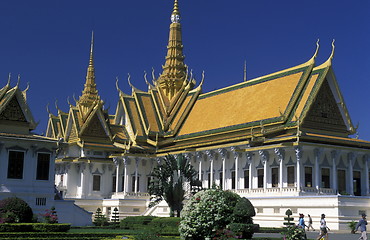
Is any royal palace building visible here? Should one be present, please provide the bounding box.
[0,77,91,225]
[47,0,370,230]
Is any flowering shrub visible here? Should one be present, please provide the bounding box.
[179,188,241,240]
[282,225,306,240]
[40,206,58,223]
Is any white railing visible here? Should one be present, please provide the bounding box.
[301,187,336,195]
[111,192,150,199]
[124,192,150,197]
[232,187,336,197]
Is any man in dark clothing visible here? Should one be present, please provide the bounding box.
[356,213,368,240]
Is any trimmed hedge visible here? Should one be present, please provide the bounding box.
[119,216,180,235]
[148,217,180,235]
[258,227,284,233]
[0,223,71,232]
[120,216,157,230]
[0,232,117,240]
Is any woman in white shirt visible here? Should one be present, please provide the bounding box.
[317,214,330,240]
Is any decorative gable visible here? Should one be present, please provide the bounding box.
[68,122,79,142]
[80,114,108,138]
[302,79,347,133]
[0,96,26,122]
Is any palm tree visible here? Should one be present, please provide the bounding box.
[148,154,199,217]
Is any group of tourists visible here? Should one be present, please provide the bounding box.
[297,213,367,240]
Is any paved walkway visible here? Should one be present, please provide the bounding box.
[254,231,362,240]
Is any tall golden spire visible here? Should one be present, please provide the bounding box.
[157,0,187,100]
[78,31,100,113]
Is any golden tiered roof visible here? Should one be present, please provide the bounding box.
[77,32,101,119]
[46,33,128,152]
[157,0,188,101]
[47,0,370,157]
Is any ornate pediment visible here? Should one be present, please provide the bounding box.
[81,114,108,138]
[0,97,26,122]
[303,79,347,133]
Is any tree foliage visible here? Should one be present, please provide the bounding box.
[232,197,255,223]
[0,197,33,223]
[148,154,197,217]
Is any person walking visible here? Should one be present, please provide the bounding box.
[306,214,315,231]
[355,213,367,240]
[298,214,308,240]
[298,213,306,229]
[316,214,329,240]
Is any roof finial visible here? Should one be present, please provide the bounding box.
[314,39,320,59]
[115,76,124,97]
[78,31,100,110]
[16,74,20,87]
[89,31,94,67]
[67,96,72,106]
[127,73,133,88]
[171,0,180,23]
[54,99,59,111]
[308,39,320,64]
[329,39,335,60]
[318,39,335,68]
[46,103,52,115]
[243,60,247,82]
[7,73,11,86]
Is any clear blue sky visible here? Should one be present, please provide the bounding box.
[0,1,369,139]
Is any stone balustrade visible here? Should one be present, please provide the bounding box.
[232,187,336,197]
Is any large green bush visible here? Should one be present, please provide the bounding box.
[232,197,255,223]
[0,197,33,223]
[230,197,259,239]
[179,188,241,240]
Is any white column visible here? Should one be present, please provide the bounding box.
[113,158,120,193]
[79,162,87,198]
[348,152,354,195]
[275,148,285,190]
[259,150,269,191]
[123,157,129,195]
[199,161,202,180]
[134,158,139,193]
[246,152,253,190]
[218,148,227,190]
[196,152,204,184]
[232,147,241,190]
[295,147,303,192]
[314,148,322,191]
[364,155,369,196]
[331,150,339,193]
[206,150,216,188]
